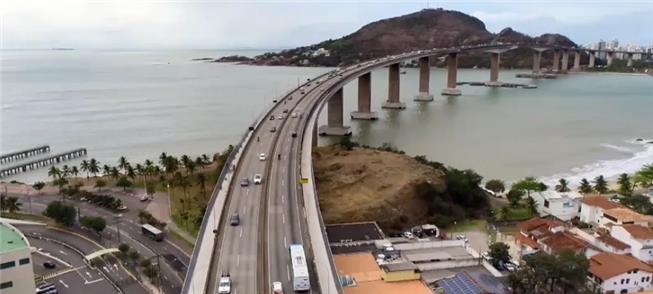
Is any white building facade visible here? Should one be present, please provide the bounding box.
[0,222,35,294]
[611,225,653,263]
[531,191,583,221]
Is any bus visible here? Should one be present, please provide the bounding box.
[289,244,310,291]
[141,224,164,241]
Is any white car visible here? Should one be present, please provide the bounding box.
[259,153,266,161]
[272,281,283,294]
[218,275,231,294]
[253,174,263,184]
[403,232,415,239]
[277,114,284,119]
[291,112,298,118]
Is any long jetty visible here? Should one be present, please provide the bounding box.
[0,148,87,178]
[0,145,51,164]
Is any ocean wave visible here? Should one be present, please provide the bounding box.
[601,143,636,154]
[540,144,653,188]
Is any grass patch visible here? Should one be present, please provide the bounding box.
[167,229,196,253]
[1,212,54,224]
[447,219,487,232]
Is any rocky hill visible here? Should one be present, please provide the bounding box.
[313,145,490,232]
[222,8,578,68]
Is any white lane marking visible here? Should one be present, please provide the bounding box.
[284,236,288,249]
[85,278,103,285]
[240,228,243,238]
[287,265,291,281]
[59,280,69,288]
[246,188,250,196]
[282,213,285,224]
[58,250,67,256]
[282,194,285,204]
[237,255,240,266]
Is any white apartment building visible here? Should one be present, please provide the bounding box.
[0,222,35,294]
[579,196,622,226]
[611,225,653,263]
[588,252,653,293]
[530,191,583,221]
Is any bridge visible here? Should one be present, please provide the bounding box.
[181,42,644,294]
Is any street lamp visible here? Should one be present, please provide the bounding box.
[114,214,122,245]
[145,254,163,294]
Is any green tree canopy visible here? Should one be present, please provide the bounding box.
[593,175,609,194]
[508,250,590,294]
[512,177,547,198]
[80,216,106,234]
[44,201,76,226]
[485,179,506,194]
[555,178,570,192]
[617,173,633,196]
[488,242,511,267]
[116,176,132,191]
[507,189,524,207]
[579,178,593,194]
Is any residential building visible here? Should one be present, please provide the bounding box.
[513,218,564,255]
[611,225,653,263]
[530,191,583,221]
[539,230,600,257]
[570,227,631,255]
[600,208,650,228]
[588,252,653,293]
[0,222,35,294]
[580,196,622,226]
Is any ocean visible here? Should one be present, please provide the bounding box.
[1,50,652,185]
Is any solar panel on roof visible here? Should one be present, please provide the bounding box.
[439,273,482,294]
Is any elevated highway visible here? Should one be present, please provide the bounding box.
[181,42,643,294]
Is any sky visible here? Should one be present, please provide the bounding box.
[1,0,652,50]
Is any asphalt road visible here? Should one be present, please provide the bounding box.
[13,193,188,293]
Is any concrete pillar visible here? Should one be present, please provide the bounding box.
[627,53,634,67]
[589,52,596,68]
[442,52,461,96]
[318,88,351,136]
[573,51,581,71]
[532,51,542,73]
[487,53,502,87]
[312,120,318,147]
[351,72,378,120]
[552,50,560,72]
[414,56,433,101]
[607,52,614,66]
[382,63,406,109]
[560,50,569,73]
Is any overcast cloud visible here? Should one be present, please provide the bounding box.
[1,0,652,49]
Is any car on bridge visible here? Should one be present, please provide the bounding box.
[230,213,240,226]
[270,115,275,120]
[272,281,284,294]
[259,153,266,161]
[218,275,231,294]
[254,174,263,184]
[277,114,284,119]
[270,127,277,133]
[240,178,250,187]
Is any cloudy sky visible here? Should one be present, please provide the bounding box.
[2,0,652,49]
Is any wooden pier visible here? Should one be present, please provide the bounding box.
[0,148,87,178]
[0,145,51,164]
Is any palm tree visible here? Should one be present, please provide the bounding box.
[62,165,71,178]
[118,156,130,172]
[186,160,197,176]
[197,173,208,200]
[71,166,79,178]
[593,175,609,194]
[4,197,21,214]
[180,155,192,173]
[579,178,593,194]
[173,172,190,210]
[89,158,100,178]
[195,156,207,171]
[159,152,168,167]
[48,166,61,181]
[163,156,179,176]
[110,167,120,180]
[555,178,570,192]
[127,165,136,180]
[80,160,90,180]
[617,173,633,196]
[634,164,653,188]
[102,165,112,177]
[525,196,538,217]
[201,154,211,164]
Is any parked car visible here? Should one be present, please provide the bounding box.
[403,231,415,239]
[277,114,284,119]
[43,261,56,269]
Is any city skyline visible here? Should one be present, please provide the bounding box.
[2,0,653,50]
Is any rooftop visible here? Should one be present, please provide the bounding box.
[380,262,418,272]
[580,196,622,210]
[596,235,629,250]
[540,231,593,254]
[402,246,472,263]
[603,207,649,222]
[533,190,583,200]
[0,222,29,254]
[590,252,653,280]
[621,224,653,240]
[326,222,385,244]
[517,217,563,233]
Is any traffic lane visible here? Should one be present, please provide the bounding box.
[43,270,116,294]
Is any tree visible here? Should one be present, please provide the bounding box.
[110,167,120,180]
[579,178,593,194]
[53,177,69,194]
[62,165,71,178]
[95,179,107,191]
[118,156,130,172]
[48,166,61,181]
[44,201,76,226]
[71,166,79,178]
[197,173,208,200]
[555,178,570,192]
[500,206,510,221]
[488,242,511,267]
[174,172,190,209]
[126,165,136,180]
[485,179,505,194]
[617,173,633,196]
[3,197,22,213]
[128,250,140,262]
[32,182,46,194]
[508,250,590,294]
[116,176,132,191]
[102,164,112,177]
[525,196,538,216]
[80,216,106,234]
[634,164,653,187]
[80,160,90,180]
[89,158,100,177]
[593,175,609,194]
[118,243,130,255]
[507,189,524,207]
[512,177,547,198]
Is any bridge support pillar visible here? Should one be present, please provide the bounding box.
[442,52,461,96]
[589,52,596,68]
[319,88,351,136]
[572,51,581,71]
[607,51,614,66]
[552,50,560,72]
[560,50,569,74]
[627,53,634,67]
[414,56,433,101]
[351,72,378,120]
[486,52,502,87]
[532,51,542,73]
[382,63,406,109]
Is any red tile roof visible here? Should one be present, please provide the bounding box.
[590,252,653,280]
[622,224,653,240]
[540,231,593,254]
[596,235,629,250]
[517,218,563,233]
[513,233,539,249]
[580,196,622,210]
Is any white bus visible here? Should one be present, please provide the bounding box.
[141,224,164,241]
[289,244,310,291]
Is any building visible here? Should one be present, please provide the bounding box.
[539,230,599,257]
[588,252,653,293]
[379,262,420,282]
[0,222,35,294]
[611,225,653,263]
[513,218,564,255]
[580,196,622,226]
[530,191,583,221]
[437,271,509,294]
[600,208,650,228]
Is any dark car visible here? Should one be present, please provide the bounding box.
[283,109,289,114]
[291,132,297,138]
[43,261,56,269]
[230,213,240,226]
[270,115,275,120]
[240,178,249,187]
